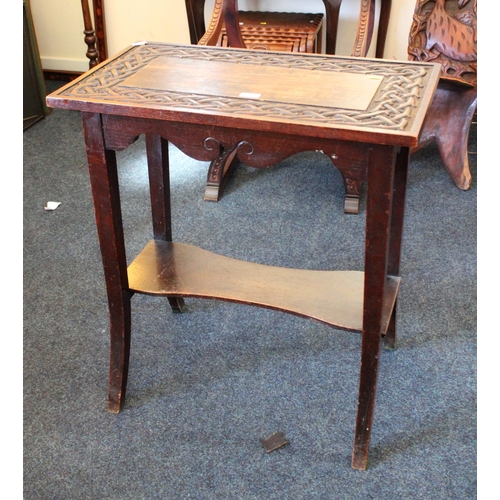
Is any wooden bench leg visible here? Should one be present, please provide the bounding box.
[434,89,476,190]
[322,0,343,54]
[185,0,207,44]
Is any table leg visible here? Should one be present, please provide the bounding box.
[82,112,131,414]
[146,133,186,313]
[384,146,410,349]
[352,144,397,470]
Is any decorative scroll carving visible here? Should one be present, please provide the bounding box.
[207,148,232,183]
[60,44,436,132]
[408,0,477,86]
[203,136,221,152]
[351,0,376,57]
[205,139,253,183]
[199,0,226,46]
[235,140,254,156]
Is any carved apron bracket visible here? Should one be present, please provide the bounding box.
[204,139,254,201]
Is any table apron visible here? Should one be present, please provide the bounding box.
[102,113,372,178]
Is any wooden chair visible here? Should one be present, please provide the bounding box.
[185,1,392,57]
[184,0,392,207]
[80,0,107,69]
[408,0,477,190]
[342,0,477,213]
[211,10,325,54]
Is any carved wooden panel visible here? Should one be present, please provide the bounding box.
[57,43,439,133]
[408,0,477,86]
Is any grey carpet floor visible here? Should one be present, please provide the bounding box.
[23,81,476,499]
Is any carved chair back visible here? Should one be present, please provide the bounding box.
[408,0,477,87]
[184,1,386,57]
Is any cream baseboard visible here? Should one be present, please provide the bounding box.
[40,56,89,73]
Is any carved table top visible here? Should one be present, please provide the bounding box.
[47,42,441,148]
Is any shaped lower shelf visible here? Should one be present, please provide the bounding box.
[128,240,400,334]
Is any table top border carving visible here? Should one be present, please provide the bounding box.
[54,43,439,133]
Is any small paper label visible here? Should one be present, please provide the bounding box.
[239,92,261,99]
[44,201,61,211]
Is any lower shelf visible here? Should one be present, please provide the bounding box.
[128,240,400,334]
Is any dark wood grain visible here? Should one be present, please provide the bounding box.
[81,111,131,413]
[128,240,400,334]
[145,133,186,313]
[92,0,107,63]
[352,144,396,470]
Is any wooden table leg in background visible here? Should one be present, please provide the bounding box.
[383,146,410,350]
[146,134,186,313]
[81,0,107,68]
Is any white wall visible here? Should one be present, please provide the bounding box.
[28,0,416,73]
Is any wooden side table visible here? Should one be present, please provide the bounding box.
[46,42,440,470]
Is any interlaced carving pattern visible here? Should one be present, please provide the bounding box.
[63,44,434,131]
